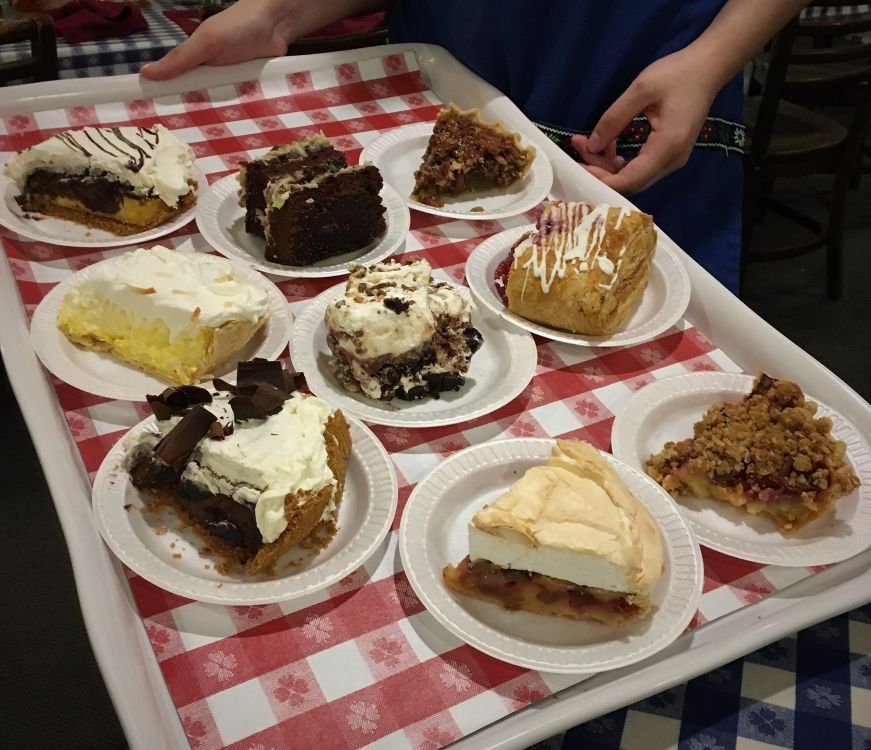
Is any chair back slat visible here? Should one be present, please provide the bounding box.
[0,16,57,84]
[748,18,800,167]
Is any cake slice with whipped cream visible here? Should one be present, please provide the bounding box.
[324,259,483,400]
[127,359,352,575]
[443,440,664,624]
[5,124,197,235]
[57,245,269,385]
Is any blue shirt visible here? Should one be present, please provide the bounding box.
[390,0,743,293]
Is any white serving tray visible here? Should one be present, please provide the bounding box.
[2,44,869,750]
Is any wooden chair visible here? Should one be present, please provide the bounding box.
[743,2,871,299]
[0,15,58,84]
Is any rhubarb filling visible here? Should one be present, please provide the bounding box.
[444,556,646,625]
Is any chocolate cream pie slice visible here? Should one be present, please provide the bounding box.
[4,124,197,235]
[646,373,861,534]
[127,359,352,575]
[444,440,664,625]
[412,104,536,207]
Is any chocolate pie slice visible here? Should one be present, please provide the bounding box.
[5,125,197,236]
[127,360,352,575]
[412,104,535,207]
[646,374,860,534]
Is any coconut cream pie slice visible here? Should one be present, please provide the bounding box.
[502,201,656,335]
[443,440,664,624]
[4,124,197,236]
[57,245,269,385]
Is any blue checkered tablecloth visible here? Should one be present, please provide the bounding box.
[0,0,191,80]
[526,604,871,750]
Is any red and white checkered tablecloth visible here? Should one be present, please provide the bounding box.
[0,51,825,750]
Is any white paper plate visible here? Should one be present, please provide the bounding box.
[399,438,703,673]
[0,164,206,248]
[291,281,537,427]
[359,122,553,220]
[30,253,290,401]
[466,225,692,348]
[93,414,397,605]
[611,372,871,566]
[195,173,410,278]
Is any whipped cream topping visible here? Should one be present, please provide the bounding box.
[470,440,663,595]
[513,202,630,296]
[134,393,336,543]
[61,245,269,341]
[325,259,470,361]
[4,124,196,207]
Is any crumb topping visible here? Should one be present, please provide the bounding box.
[647,374,860,503]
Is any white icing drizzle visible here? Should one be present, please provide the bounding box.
[614,206,629,230]
[514,202,622,298]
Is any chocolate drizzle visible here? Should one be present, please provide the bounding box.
[140,127,159,149]
[56,132,90,157]
[49,126,159,173]
[90,129,124,158]
[111,127,148,172]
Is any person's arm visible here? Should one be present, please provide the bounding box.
[141,0,388,81]
[572,0,812,194]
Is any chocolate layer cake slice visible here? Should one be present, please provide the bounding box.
[237,133,387,266]
[127,360,352,575]
[4,125,197,236]
[263,164,386,266]
[324,259,483,401]
[237,133,347,238]
[412,104,536,207]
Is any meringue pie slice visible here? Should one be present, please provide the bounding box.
[443,440,664,625]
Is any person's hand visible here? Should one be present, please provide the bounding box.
[140,0,296,81]
[571,49,719,194]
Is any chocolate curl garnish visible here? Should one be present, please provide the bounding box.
[153,406,216,470]
[230,383,287,420]
[146,385,212,420]
[212,359,307,421]
[207,420,233,440]
[237,358,286,391]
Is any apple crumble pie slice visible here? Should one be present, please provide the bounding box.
[646,373,860,534]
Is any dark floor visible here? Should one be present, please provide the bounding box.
[1,173,870,750]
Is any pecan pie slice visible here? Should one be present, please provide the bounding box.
[646,374,860,534]
[412,104,535,207]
